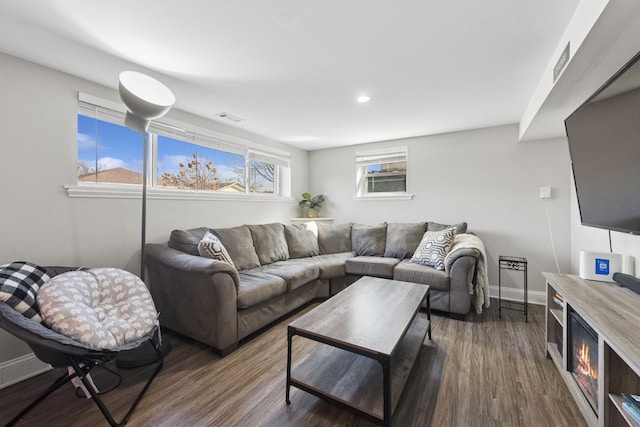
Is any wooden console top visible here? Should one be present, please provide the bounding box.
[542,272,640,378]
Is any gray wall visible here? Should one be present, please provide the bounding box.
[0,53,308,363]
[309,124,572,299]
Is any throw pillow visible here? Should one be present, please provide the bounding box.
[0,261,51,322]
[211,225,261,271]
[351,223,387,256]
[198,232,235,267]
[384,222,427,259]
[284,224,320,259]
[317,223,353,254]
[427,221,467,235]
[248,223,290,265]
[410,228,457,270]
[169,227,209,256]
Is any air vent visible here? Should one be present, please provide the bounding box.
[214,112,245,123]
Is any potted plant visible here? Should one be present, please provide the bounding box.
[298,192,325,218]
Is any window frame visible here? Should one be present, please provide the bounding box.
[70,93,292,201]
[354,147,414,200]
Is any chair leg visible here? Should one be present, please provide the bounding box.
[6,371,75,427]
[66,340,163,427]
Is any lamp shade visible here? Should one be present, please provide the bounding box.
[119,71,176,132]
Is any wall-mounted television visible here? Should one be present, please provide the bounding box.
[565,51,640,235]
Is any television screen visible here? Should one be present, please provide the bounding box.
[565,51,640,234]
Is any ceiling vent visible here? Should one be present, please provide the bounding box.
[214,112,245,123]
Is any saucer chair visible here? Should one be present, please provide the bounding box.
[0,262,163,427]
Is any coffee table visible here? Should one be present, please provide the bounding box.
[285,276,431,426]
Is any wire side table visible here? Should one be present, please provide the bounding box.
[498,256,528,322]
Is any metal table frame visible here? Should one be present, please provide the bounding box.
[498,255,528,322]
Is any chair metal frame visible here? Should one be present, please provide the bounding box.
[0,304,163,427]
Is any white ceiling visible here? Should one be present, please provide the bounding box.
[0,0,581,150]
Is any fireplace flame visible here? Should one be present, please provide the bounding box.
[577,340,598,381]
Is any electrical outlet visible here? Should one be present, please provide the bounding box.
[540,186,551,199]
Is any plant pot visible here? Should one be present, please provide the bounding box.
[306,208,319,218]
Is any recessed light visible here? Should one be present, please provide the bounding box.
[356,95,371,103]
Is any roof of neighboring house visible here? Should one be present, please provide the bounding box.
[78,168,142,184]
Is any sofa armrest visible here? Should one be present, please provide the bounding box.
[446,254,477,315]
[144,242,240,354]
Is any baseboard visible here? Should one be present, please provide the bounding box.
[0,353,52,390]
[488,285,545,306]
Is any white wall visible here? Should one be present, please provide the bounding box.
[0,53,309,363]
[309,124,572,301]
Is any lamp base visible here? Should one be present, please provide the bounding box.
[115,340,171,369]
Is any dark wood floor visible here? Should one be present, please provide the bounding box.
[0,299,588,427]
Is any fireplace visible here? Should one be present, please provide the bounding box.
[569,309,599,412]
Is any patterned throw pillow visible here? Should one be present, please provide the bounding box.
[198,232,235,267]
[410,228,457,270]
[0,261,51,322]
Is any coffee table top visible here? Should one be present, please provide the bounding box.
[288,276,428,356]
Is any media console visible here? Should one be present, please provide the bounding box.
[544,272,640,427]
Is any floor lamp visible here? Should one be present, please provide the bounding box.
[118,70,175,281]
[117,71,175,367]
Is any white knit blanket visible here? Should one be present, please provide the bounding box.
[444,233,490,314]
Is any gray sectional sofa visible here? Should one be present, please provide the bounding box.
[145,221,481,355]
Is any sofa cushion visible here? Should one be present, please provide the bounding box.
[248,223,290,265]
[197,232,235,267]
[428,221,467,235]
[169,227,209,256]
[284,224,320,259]
[410,228,457,270]
[318,223,352,254]
[351,223,387,256]
[212,225,261,271]
[313,252,357,279]
[394,259,450,291]
[237,271,288,308]
[253,260,320,292]
[384,222,427,259]
[344,256,400,279]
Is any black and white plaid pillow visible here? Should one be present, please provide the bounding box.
[0,261,51,322]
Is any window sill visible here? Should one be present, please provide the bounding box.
[353,193,415,201]
[65,184,293,202]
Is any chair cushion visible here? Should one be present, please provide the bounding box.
[0,261,51,323]
[37,268,158,350]
[313,252,357,279]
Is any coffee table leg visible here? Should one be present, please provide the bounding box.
[426,290,431,340]
[286,327,293,404]
[382,357,391,427]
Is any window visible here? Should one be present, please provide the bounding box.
[356,148,409,198]
[74,93,290,198]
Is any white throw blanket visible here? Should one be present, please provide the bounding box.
[444,233,490,314]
